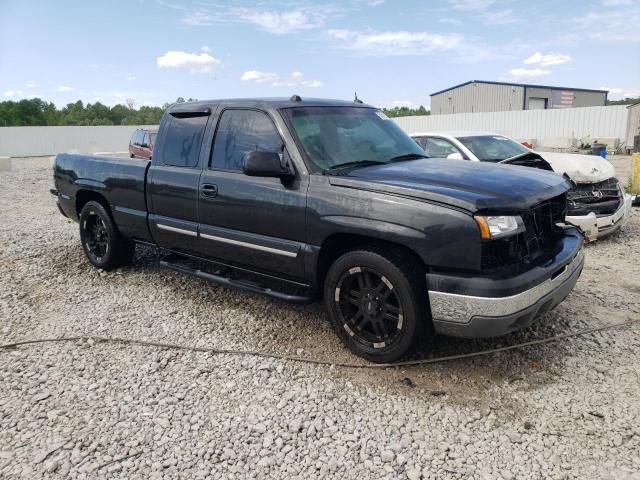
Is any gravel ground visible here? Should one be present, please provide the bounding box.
[1,157,639,480]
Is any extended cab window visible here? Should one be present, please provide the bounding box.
[211,109,282,171]
[160,116,208,167]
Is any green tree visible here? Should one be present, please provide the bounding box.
[382,105,431,118]
[607,96,640,106]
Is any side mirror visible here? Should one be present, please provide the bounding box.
[243,151,292,178]
[446,152,463,160]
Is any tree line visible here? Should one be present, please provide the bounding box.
[0,97,196,127]
[0,97,432,127]
[607,96,640,106]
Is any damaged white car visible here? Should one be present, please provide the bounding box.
[410,132,632,241]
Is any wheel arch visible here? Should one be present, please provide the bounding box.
[76,190,111,217]
[315,233,427,294]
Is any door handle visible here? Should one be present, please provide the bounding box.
[200,183,218,198]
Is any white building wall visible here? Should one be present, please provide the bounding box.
[394,105,628,145]
[0,125,158,157]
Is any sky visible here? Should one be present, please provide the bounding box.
[1,0,639,109]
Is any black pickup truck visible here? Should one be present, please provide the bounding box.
[51,97,584,362]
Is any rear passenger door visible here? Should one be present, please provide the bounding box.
[195,108,307,279]
[147,110,210,252]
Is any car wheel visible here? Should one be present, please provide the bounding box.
[324,248,429,363]
[79,201,135,271]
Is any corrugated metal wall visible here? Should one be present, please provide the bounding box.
[0,125,158,157]
[432,83,607,115]
[431,83,524,115]
[625,104,640,151]
[394,105,629,145]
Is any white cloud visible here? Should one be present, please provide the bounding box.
[482,9,519,25]
[57,85,73,92]
[449,0,496,11]
[326,29,462,56]
[201,45,211,52]
[234,8,326,34]
[4,89,23,97]
[182,6,333,34]
[524,51,573,67]
[438,18,462,25]
[508,68,551,79]
[26,83,36,88]
[126,76,136,81]
[241,70,323,88]
[240,70,280,83]
[390,100,414,107]
[600,0,632,5]
[156,50,221,74]
[600,86,640,100]
[574,10,640,43]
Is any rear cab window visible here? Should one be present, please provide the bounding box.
[159,116,208,167]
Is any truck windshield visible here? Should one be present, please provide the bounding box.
[457,135,529,162]
[282,107,426,171]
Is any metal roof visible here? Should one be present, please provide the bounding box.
[430,80,609,97]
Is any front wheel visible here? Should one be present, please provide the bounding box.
[324,249,429,363]
[79,201,134,271]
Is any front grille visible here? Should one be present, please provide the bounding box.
[567,177,621,216]
[481,194,567,270]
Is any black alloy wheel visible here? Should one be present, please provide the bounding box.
[83,211,109,263]
[79,201,135,271]
[335,266,404,349]
[324,249,429,363]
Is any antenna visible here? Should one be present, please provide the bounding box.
[354,92,363,104]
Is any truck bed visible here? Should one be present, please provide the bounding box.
[53,153,152,242]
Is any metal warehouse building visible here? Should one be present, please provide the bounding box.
[430,80,608,115]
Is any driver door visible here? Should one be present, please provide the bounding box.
[195,108,307,279]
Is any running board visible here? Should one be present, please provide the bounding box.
[159,260,313,304]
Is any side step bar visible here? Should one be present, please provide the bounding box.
[159,260,313,304]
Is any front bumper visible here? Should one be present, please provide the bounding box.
[565,193,632,241]
[427,230,584,338]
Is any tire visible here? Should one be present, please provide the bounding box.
[79,201,135,271]
[324,248,430,363]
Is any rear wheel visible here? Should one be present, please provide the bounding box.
[79,201,134,271]
[324,249,429,363]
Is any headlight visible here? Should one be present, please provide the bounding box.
[474,215,525,240]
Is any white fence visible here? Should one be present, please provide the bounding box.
[393,105,629,148]
[0,125,158,157]
[0,105,631,157]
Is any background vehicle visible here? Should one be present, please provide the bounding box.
[411,132,632,241]
[129,128,157,160]
[50,98,583,363]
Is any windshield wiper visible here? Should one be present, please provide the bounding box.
[323,160,386,174]
[388,153,429,162]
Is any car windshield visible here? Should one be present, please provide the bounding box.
[457,135,529,162]
[282,107,426,171]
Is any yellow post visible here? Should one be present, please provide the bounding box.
[633,153,640,195]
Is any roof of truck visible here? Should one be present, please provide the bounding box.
[167,97,375,113]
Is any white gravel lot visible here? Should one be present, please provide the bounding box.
[1,157,639,480]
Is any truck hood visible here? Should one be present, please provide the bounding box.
[329,158,569,212]
[535,151,615,184]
